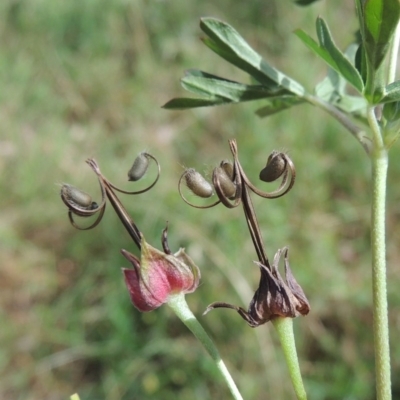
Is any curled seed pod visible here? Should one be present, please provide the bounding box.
[220,160,234,180]
[128,152,149,181]
[259,151,286,182]
[61,184,94,209]
[184,168,213,198]
[214,166,236,199]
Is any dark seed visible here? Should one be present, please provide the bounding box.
[259,151,286,182]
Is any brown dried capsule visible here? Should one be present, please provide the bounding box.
[214,166,236,199]
[184,168,213,198]
[220,160,234,180]
[61,184,94,209]
[128,152,149,181]
[259,151,286,182]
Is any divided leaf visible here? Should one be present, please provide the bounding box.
[182,70,290,101]
[295,17,364,93]
[199,18,306,97]
[163,70,296,109]
[164,18,307,115]
[315,54,368,122]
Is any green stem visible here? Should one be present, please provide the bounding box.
[167,293,244,400]
[374,37,399,400]
[368,107,384,149]
[272,317,307,400]
[371,150,391,400]
[368,110,391,399]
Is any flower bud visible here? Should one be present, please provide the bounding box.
[61,184,97,210]
[184,168,213,198]
[259,151,286,182]
[128,152,149,181]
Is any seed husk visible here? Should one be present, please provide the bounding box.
[128,152,149,181]
[220,160,234,180]
[214,166,236,199]
[61,184,93,209]
[184,168,213,198]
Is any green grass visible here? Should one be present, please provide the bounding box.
[1,0,400,399]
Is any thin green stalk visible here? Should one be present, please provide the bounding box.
[272,318,307,400]
[167,293,244,400]
[368,107,391,400]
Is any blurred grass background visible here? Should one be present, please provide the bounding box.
[1,0,400,399]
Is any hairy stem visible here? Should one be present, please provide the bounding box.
[272,318,307,400]
[371,150,390,400]
[167,294,244,400]
[368,106,391,400]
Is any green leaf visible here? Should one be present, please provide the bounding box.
[315,69,344,102]
[182,70,290,101]
[163,70,297,110]
[363,0,400,70]
[200,18,306,96]
[380,80,400,103]
[294,17,364,92]
[315,66,367,122]
[383,100,400,148]
[383,100,400,121]
[202,37,279,89]
[255,96,305,117]
[162,98,226,109]
[355,43,368,84]
[294,0,321,5]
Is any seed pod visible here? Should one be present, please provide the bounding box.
[214,166,236,199]
[128,152,149,181]
[61,184,93,209]
[259,151,286,182]
[220,160,234,180]
[184,168,213,198]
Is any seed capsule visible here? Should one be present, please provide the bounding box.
[214,166,236,199]
[61,184,94,209]
[259,151,286,182]
[184,168,213,198]
[220,160,234,180]
[128,152,149,181]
